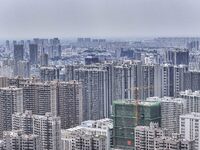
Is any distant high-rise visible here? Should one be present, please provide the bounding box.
[14,44,24,61]
[29,44,38,64]
[57,80,83,129]
[165,49,189,65]
[40,53,48,66]
[183,71,200,91]
[40,66,60,81]
[14,60,30,78]
[0,86,23,137]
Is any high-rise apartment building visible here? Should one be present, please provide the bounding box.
[0,86,23,137]
[135,122,164,150]
[154,133,194,150]
[3,130,40,150]
[57,80,83,129]
[179,90,200,113]
[147,97,186,136]
[40,66,60,81]
[23,81,57,115]
[33,113,61,150]
[12,110,33,134]
[180,112,200,150]
[74,68,108,120]
[61,118,113,150]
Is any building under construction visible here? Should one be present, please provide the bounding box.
[112,100,161,150]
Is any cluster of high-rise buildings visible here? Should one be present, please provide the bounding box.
[0,37,200,149]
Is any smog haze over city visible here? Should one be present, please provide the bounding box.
[0,0,200,150]
[0,0,200,39]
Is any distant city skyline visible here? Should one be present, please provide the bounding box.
[0,0,200,39]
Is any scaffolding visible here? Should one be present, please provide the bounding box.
[112,100,161,150]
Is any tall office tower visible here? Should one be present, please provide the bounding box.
[165,48,189,65]
[179,90,200,113]
[61,118,112,150]
[180,112,200,150]
[57,80,83,129]
[112,100,161,150]
[184,71,200,91]
[14,60,30,78]
[154,133,194,150]
[135,122,164,150]
[29,44,38,64]
[74,68,108,121]
[12,111,33,134]
[173,65,188,97]
[3,130,40,150]
[147,97,186,136]
[23,81,57,115]
[40,66,60,81]
[0,77,8,87]
[14,44,24,61]
[49,38,61,59]
[0,86,23,137]
[40,53,48,66]
[33,113,61,150]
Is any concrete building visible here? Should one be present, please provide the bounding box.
[154,133,194,150]
[33,113,61,150]
[12,111,33,134]
[61,118,113,150]
[180,112,200,150]
[40,66,60,81]
[147,97,186,136]
[23,81,56,115]
[0,86,23,138]
[74,68,108,120]
[57,80,83,129]
[183,71,200,91]
[112,100,161,150]
[179,90,200,113]
[0,77,8,87]
[3,130,40,150]
[135,122,164,150]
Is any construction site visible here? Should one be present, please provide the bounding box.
[112,99,161,150]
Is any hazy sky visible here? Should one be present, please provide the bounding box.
[0,0,200,39]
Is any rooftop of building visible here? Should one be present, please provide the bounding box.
[113,99,160,106]
[180,112,200,119]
